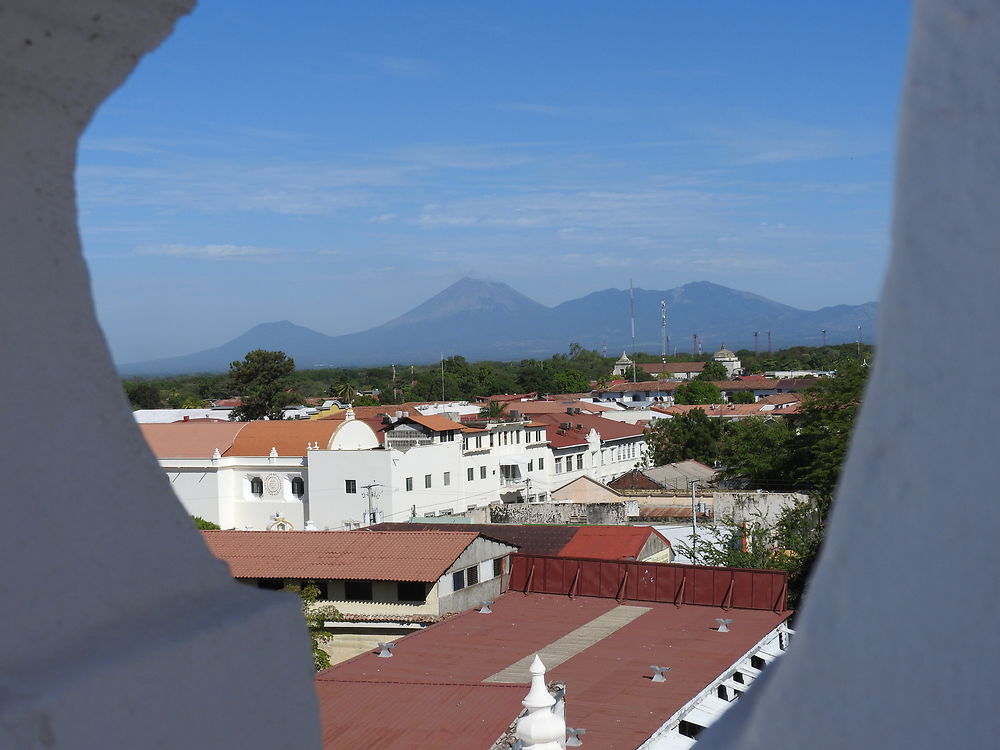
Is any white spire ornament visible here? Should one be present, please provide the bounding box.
[515,655,566,750]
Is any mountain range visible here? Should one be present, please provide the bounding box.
[119,278,878,375]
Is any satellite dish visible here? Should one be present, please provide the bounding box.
[716,618,734,633]
[376,642,396,658]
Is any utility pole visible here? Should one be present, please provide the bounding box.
[857,323,863,357]
[361,482,383,526]
[753,330,759,355]
[690,480,699,565]
[440,352,445,401]
[391,363,398,402]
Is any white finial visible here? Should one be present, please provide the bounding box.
[344,407,356,422]
[269,446,278,457]
[515,655,565,749]
[212,448,221,460]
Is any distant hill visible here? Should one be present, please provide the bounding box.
[118,278,877,375]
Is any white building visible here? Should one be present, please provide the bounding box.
[142,409,647,531]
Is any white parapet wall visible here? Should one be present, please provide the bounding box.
[0,2,321,747]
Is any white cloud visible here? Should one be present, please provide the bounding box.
[136,244,276,258]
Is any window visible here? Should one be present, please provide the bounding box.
[467,467,474,481]
[476,435,482,448]
[345,479,357,494]
[344,580,373,601]
[452,569,465,591]
[424,474,432,488]
[515,430,521,444]
[291,477,305,497]
[576,454,584,471]
[443,471,450,486]
[480,466,487,479]
[528,460,534,472]
[555,457,563,474]
[397,581,426,602]
[538,457,545,471]
[466,564,479,586]
[405,477,413,491]
[250,477,263,496]
[493,557,506,577]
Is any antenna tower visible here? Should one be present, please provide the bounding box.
[821,329,827,348]
[753,330,759,355]
[660,300,667,364]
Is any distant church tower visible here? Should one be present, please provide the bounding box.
[612,351,633,377]
[713,346,741,378]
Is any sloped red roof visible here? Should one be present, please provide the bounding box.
[223,420,343,457]
[202,530,485,582]
[531,413,644,448]
[513,400,613,414]
[315,591,789,749]
[383,413,466,433]
[638,361,705,374]
[600,379,681,393]
[140,422,247,459]
[558,526,670,559]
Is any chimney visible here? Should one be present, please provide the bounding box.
[182,415,189,421]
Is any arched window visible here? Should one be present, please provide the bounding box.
[291,477,305,497]
[250,477,263,497]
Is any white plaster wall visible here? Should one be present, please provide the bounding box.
[0,2,319,746]
[698,3,1000,748]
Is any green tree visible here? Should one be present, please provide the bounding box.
[191,515,220,530]
[674,380,723,405]
[717,417,793,489]
[729,390,755,404]
[644,409,721,465]
[787,359,869,499]
[353,394,379,407]
[479,400,509,420]
[228,350,296,421]
[283,581,344,671]
[552,369,590,394]
[331,382,359,405]
[126,382,162,410]
[696,361,728,381]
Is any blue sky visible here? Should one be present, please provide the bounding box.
[78,1,911,364]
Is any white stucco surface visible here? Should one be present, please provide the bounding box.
[699,2,1000,747]
[0,2,320,747]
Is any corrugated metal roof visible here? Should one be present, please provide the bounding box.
[369,522,577,557]
[202,530,485,582]
[315,591,789,749]
[558,526,668,559]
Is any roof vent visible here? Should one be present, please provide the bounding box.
[376,642,396,658]
[716,618,733,633]
[395,411,403,418]
[509,409,521,419]
[381,415,391,424]
[478,600,494,614]
[559,421,572,430]
[575,424,583,430]
[649,665,671,682]
[566,728,587,746]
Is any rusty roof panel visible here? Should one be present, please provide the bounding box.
[202,530,485,582]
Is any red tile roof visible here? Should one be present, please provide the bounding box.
[653,403,798,418]
[202,530,484,582]
[315,591,789,749]
[384,413,466,433]
[531,413,644,449]
[478,392,538,402]
[513,400,613,414]
[558,526,670,559]
[224,420,344,457]
[140,422,247,459]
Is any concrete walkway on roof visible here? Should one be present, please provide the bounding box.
[484,605,651,682]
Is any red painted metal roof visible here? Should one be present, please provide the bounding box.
[202,530,483,582]
[558,526,669,559]
[315,591,789,749]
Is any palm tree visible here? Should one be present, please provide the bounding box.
[479,400,509,420]
[332,382,358,405]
